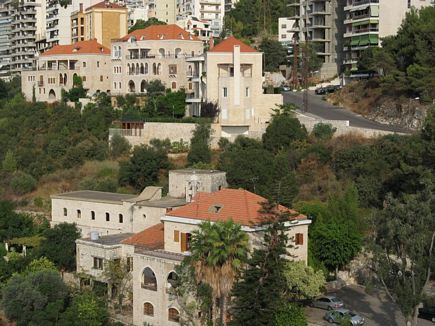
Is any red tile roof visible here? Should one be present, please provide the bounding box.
[121,223,164,249]
[86,1,126,11]
[166,189,305,226]
[41,40,110,56]
[119,24,200,42]
[209,36,257,53]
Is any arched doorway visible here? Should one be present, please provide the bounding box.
[128,80,135,93]
[48,89,56,100]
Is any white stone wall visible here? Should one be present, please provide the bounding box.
[132,252,181,326]
[168,170,227,199]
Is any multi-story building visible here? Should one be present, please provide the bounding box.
[0,0,12,80]
[110,24,204,95]
[176,16,213,40]
[278,17,297,45]
[74,185,310,326]
[176,0,224,36]
[21,39,111,102]
[343,0,433,71]
[146,0,177,24]
[186,36,283,140]
[287,0,343,79]
[117,0,149,28]
[45,0,74,48]
[71,0,129,49]
[9,0,46,73]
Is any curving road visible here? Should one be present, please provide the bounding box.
[283,91,411,133]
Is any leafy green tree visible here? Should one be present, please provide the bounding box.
[103,259,132,313]
[231,204,291,325]
[373,191,434,326]
[38,223,81,272]
[128,17,166,33]
[312,123,337,140]
[0,201,35,242]
[10,171,37,195]
[187,123,212,165]
[2,149,17,172]
[118,144,169,190]
[59,291,108,326]
[24,257,57,274]
[110,133,131,158]
[262,106,308,153]
[154,90,187,118]
[274,303,307,326]
[285,261,325,300]
[259,38,287,72]
[64,75,87,102]
[190,220,249,325]
[2,271,69,326]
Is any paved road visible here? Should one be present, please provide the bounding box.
[306,285,433,326]
[282,91,410,133]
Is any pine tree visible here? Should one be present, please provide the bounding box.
[231,203,290,325]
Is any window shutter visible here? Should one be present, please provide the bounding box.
[180,233,187,252]
[296,233,303,245]
[174,230,179,242]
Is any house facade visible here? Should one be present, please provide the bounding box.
[21,39,111,102]
[110,24,204,95]
[186,37,283,140]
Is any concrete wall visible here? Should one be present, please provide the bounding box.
[168,170,227,199]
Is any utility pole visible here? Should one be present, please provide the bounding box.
[302,0,309,113]
[291,36,299,89]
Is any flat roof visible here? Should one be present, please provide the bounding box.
[80,233,135,246]
[51,190,137,204]
[170,168,225,175]
[134,247,184,262]
[136,196,186,208]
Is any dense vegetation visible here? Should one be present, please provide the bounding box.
[358,7,435,102]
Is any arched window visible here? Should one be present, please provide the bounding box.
[64,73,67,84]
[142,267,157,291]
[136,63,139,75]
[157,63,162,75]
[143,302,154,316]
[168,308,180,322]
[171,81,176,90]
[153,63,157,75]
[175,48,182,58]
[140,63,144,74]
[167,272,177,291]
[159,48,165,57]
[59,73,63,84]
[128,80,135,93]
[141,80,147,93]
[48,89,56,100]
[145,63,148,74]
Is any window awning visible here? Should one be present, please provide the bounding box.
[351,36,360,45]
[359,35,370,46]
[369,34,379,44]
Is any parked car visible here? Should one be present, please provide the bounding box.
[324,308,365,325]
[280,85,291,92]
[311,295,344,310]
[419,306,435,322]
[315,85,341,95]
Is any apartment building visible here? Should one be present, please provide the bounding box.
[176,16,213,40]
[0,0,11,79]
[75,186,310,326]
[176,0,224,36]
[21,39,111,102]
[278,17,297,45]
[343,0,433,71]
[186,37,283,139]
[146,0,177,24]
[9,0,46,73]
[110,24,203,95]
[287,0,343,79]
[71,0,129,48]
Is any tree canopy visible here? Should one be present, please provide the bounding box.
[128,18,166,33]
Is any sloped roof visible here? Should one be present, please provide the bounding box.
[41,40,110,56]
[122,223,164,249]
[119,24,200,42]
[86,0,126,11]
[166,189,305,226]
[209,36,257,53]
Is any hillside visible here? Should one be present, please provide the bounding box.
[327,80,430,131]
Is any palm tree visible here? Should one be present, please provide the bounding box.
[189,220,249,326]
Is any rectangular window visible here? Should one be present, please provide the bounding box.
[83,62,86,68]
[169,64,177,74]
[174,230,179,242]
[127,257,133,272]
[63,208,67,216]
[91,211,95,220]
[295,233,304,245]
[97,61,99,68]
[82,76,87,81]
[223,87,228,97]
[77,209,81,218]
[180,233,192,252]
[100,75,103,82]
[119,214,123,223]
[93,257,103,270]
[245,87,250,97]
[106,212,110,222]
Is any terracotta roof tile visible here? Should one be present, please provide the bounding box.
[86,1,126,11]
[121,223,164,249]
[41,40,110,56]
[119,24,200,42]
[209,36,257,53]
[166,189,305,226]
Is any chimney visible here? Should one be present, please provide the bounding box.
[79,3,83,12]
[208,35,214,50]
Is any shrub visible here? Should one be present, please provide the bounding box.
[10,171,37,195]
[110,133,131,158]
[312,123,337,140]
[274,304,307,326]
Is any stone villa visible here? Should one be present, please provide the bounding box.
[51,169,310,325]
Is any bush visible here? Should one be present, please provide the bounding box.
[274,304,307,326]
[110,133,131,158]
[10,171,37,195]
[312,123,337,140]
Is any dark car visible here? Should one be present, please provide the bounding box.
[315,85,341,95]
[419,306,435,322]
